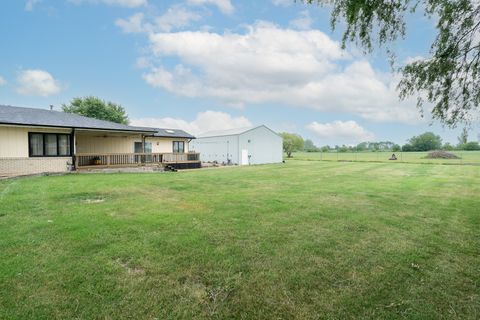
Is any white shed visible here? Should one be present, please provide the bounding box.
[190,125,283,165]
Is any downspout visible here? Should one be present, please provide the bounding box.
[141,134,145,163]
[71,128,76,171]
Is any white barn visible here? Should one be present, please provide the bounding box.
[190,125,283,165]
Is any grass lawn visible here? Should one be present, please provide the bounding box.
[291,150,480,164]
[1,161,479,319]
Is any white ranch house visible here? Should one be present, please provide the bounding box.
[0,105,200,177]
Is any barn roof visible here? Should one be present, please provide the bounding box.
[197,125,280,138]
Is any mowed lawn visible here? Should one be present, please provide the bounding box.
[292,150,480,164]
[0,162,479,319]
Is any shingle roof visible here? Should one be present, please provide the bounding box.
[151,128,195,139]
[0,104,157,133]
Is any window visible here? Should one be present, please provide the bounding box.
[29,133,44,156]
[45,134,58,156]
[28,133,71,157]
[134,142,152,153]
[173,141,185,153]
[58,135,71,156]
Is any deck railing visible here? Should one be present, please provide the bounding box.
[75,152,200,168]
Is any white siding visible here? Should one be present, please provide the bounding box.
[190,136,239,164]
[190,125,282,165]
[0,125,71,158]
[147,137,190,153]
[238,126,283,165]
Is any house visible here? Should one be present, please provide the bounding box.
[189,125,283,165]
[0,105,200,177]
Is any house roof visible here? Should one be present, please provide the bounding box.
[198,125,279,138]
[0,104,156,133]
[151,128,195,139]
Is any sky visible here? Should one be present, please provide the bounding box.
[0,0,478,146]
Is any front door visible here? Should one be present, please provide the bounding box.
[241,149,249,165]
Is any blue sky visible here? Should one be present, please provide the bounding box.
[0,0,476,146]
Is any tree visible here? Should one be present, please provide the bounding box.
[392,144,401,152]
[356,142,368,152]
[442,143,455,151]
[408,132,442,151]
[462,141,480,150]
[306,0,480,127]
[280,133,304,157]
[62,96,129,124]
[458,128,469,146]
[402,144,414,152]
[304,139,319,152]
[320,145,330,152]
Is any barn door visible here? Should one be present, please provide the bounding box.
[241,149,249,165]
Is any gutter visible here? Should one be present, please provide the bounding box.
[0,122,156,134]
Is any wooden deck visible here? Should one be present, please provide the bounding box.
[75,152,200,169]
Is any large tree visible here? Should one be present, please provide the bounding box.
[280,132,305,157]
[408,132,442,151]
[306,0,480,127]
[62,96,129,124]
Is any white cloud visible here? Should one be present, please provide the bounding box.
[131,110,252,135]
[25,0,41,11]
[16,70,61,97]
[141,22,420,123]
[115,13,145,33]
[116,6,201,34]
[69,0,147,8]
[0,76,6,86]
[307,120,375,143]
[155,6,202,32]
[289,11,312,30]
[187,0,234,14]
[271,0,292,6]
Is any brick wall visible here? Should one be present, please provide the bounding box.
[0,157,73,177]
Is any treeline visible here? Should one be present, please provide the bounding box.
[281,131,480,157]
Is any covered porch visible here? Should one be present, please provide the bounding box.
[73,129,201,170]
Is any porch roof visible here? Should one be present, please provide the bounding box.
[0,104,156,133]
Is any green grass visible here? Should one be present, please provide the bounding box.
[1,162,479,319]
[291,150,480,164]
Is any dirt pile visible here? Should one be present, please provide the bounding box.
[425,150,461,159]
